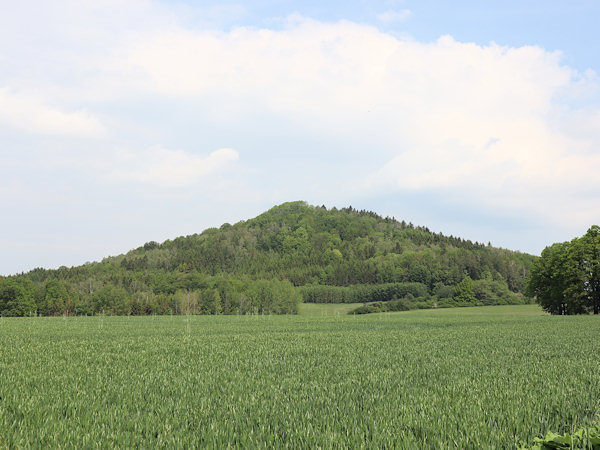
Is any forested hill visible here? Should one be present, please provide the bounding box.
[3,201,536,316]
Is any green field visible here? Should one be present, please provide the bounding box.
[298,302,364,315]
[1,305,598,448]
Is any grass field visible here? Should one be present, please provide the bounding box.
[0,305,598,448]
[298,301,364,315]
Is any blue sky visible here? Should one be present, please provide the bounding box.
[1,0,599,275]
[163,0,600,73]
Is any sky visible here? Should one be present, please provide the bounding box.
[1,0,600,275]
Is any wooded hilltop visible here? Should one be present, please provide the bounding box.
[0,201,537,316]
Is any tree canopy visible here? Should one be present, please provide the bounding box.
[0,277,36,317]
[527,226,600,315]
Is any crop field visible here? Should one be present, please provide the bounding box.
[0,305,599,448]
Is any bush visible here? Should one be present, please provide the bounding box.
[348,298,412,314]
[519,422,600,449]
[350,305,381,314]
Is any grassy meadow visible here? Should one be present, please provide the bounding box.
[298,302,364,316]
[0,305,598,448]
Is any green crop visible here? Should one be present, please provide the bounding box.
[520,423,600,449]
[0,305,598,448]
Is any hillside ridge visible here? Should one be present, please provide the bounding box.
[1,201,536,316]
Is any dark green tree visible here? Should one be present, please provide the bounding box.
[527,226,600,315]
[0,277,37,317]
[567,226,600,314]
[41,279,72,315]
[92,285,130,315]
[199,289,221,315]
[527,242,573,315]
[453,275,476,304]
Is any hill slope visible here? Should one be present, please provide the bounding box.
[3,201,536,316]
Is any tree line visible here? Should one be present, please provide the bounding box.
[0,275,299,317]
[299,276,527,307]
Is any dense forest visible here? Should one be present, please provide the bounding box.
[0,201,536,316]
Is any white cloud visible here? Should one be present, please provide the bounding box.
[1,3,599,241]
[107,21,600,228]
[0,88,105,137]
[106,147,239,188]
[377,9,412,23]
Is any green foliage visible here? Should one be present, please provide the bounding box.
[0,306,598,447]
[453,275,476,304]
[473,275,517,305]
[572,226,600,314]
[350,277,530,315]
[300,282,429,303]
[199,289,221,315]
[92,285,130,315]
[433,282,455,300]
[520,422,600,449]
[350,299,414,314]
[40,279,74,315]
[174,290,200,315]
[245,279,299,314]
[13,201,535,316]
[0,277,36,316]
[528,226,600,315]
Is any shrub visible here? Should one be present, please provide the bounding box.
[519,422,600,449]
